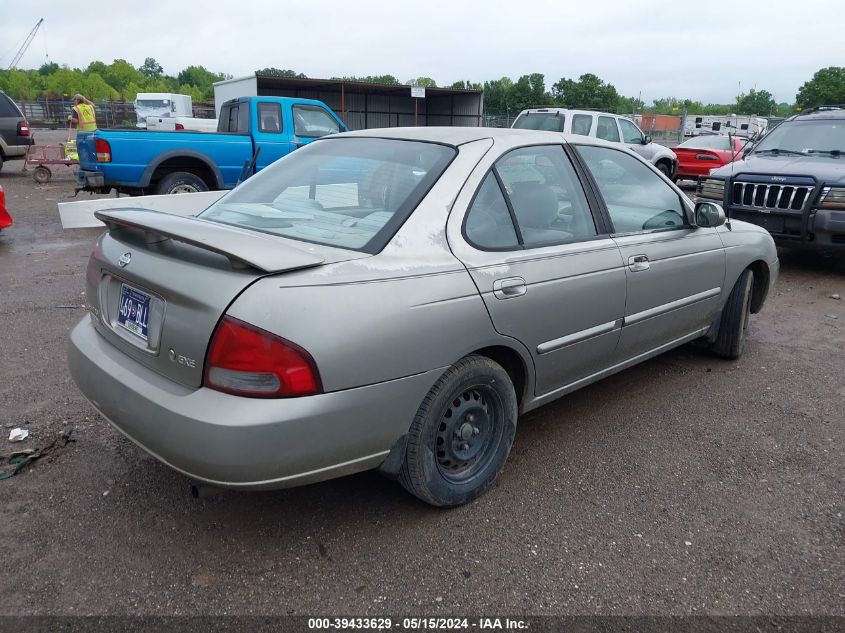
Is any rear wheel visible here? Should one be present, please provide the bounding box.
[656,160,672,177]
[399,355,517,507]
[155,171,209,195]
[711,269,754,359]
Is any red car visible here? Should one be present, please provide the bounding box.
[0,185,12,231]
[674,135,749,181]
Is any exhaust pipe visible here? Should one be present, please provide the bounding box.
[189,481,220,499]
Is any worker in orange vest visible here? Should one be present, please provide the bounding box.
[68,94,97,135]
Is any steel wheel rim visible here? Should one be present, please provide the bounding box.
[171,184,199,194]
[435,384,504,483]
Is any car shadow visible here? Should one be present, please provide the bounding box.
[777,247,845,276]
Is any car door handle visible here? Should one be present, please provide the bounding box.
[628,254,650,271]
[493,277,527,299]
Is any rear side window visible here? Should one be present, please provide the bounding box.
[571,114,593,136]
[596,116,620,142]
[258,102,282,133]
[464,173,520,249]
[293,106,340,138]
[464,145,597,250]
[217,102,249,133]
[0,93,22,117]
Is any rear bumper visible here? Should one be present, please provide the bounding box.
[730,207,845,250]
[68,316,442,489]
[76,169,105,190]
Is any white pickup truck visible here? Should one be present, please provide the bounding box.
[135,92,217,133]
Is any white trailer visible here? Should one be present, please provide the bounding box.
[684,115,768,139]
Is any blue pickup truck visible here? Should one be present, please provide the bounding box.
[76,96,347,195]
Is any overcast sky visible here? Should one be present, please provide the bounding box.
[0,0,839,104]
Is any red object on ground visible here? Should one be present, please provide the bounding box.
[674,136,748,180]
[0,186,13,229]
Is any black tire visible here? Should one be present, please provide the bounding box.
[0,154,4,172]
[155,171,209,195]
[399,355,518,507]
[711,269,754,359]
[33,166,51,184]
[656,160,672,177]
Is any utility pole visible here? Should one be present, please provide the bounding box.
[678,107,687,145]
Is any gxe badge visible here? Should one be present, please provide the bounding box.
[118,252,132,267]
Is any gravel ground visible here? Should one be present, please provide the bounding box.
[0,131,843,617]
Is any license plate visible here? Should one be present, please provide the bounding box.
[117,284,151,341]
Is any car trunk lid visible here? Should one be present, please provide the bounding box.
[86,208,361,388]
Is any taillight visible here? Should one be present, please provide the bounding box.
[204,316,322,398]
[175,123,184,130]
[94,138,111,162]
[17,121,30,136]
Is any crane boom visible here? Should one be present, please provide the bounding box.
[8,18,45,70]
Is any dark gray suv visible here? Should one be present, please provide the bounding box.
[698,106,845,251]
[0,90,33,172]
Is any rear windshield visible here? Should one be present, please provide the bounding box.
[512,112,565,132]
[200,137,456,253]
[678,135,732,150]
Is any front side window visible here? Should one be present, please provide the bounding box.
[619,118,644,144]
[571,114,593,136]
[293,106,341,138]
[200,138,454,252]
[258,102,282,133]
[512,112,566,132]
[596,116,621,142]
[577,145,686,234]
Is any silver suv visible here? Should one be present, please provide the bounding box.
[0,90,33,172]
[512,107,678,178]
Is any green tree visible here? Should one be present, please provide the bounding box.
[735,88,776,115]
[0,70,36,99]
[406,77,437,88]
[795,66,845,110]
[256,68,306,78]
[45,67,82,97]
[138,57,164,79]
[103,59,143,92]
[551,73,620,111]
[449,80,482,90]
[510,73,548,110]
[482,76,515,113]
[38,62,59,76]
[83,73,118,100]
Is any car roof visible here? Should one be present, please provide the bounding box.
[331,126,631,149]
[516,107,630,119]
[790,106,845,121]
[326,127,636,155]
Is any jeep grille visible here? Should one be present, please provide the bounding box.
[731,182,813,211]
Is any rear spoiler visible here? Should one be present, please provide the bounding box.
[94,208,325,273]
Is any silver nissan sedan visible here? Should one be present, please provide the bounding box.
[68,127,778,506]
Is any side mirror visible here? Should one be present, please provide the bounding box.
[694,201,727,228]
[642,135,652,145]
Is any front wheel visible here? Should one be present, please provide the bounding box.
[155,171,209,195]
[399,355,518,507]
[656,160,672,177]
[711,269,754,359]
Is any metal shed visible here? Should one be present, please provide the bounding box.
[213,74,483,129]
